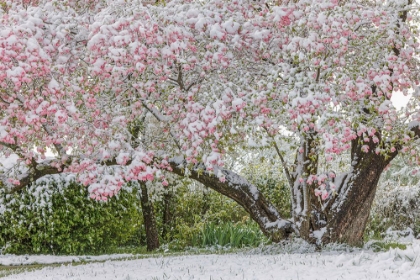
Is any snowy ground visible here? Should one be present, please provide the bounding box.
[1,242,420,280]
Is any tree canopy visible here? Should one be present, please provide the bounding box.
[1,0,420,245]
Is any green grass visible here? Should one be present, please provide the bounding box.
[365,240,407,252]
[0,263,61,278]
[197,222,269,248]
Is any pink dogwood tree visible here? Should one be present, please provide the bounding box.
[1,0,420,245]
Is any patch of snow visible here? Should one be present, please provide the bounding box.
[384,227,416,243]
[312,227,327,242]
[169,155,184,165]
[2,241,420,279]
[409,120,420,129]
[0,154,20,169]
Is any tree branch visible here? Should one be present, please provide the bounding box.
[168,157,296,240]
[140,99,182,151]
[0,141,19,152]
[263,128,293,189]
[41,123,66,156]
[3,159,67,193]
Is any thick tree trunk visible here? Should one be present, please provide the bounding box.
[324,144,393,245]
[327,168,382,246]
[298,133,397,246]
[139,183,160,251]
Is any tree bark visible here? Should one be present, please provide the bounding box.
[288,127,400,246]
[323,140,394,245]
[139,183,160,251]
[327,163,384,245]
[161,190,173,241]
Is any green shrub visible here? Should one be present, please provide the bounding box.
[251,176,291,218]
[240,161,292,218]
[154,181,268,249]
[366,182,420,241]
[0,175,142,255]
[158,184,252,247]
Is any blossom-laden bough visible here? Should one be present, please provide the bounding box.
[1,0,420,245]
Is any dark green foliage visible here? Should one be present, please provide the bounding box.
[153,182,268,249]
[0,178,142,255]
[251,176,291,218]
[0,178,268,254]
[239,160,292,219]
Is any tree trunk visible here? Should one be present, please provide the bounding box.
[327,166,383,246]
[324,142,393,245]
[291,133,396,246]
[139,183,160,251]
[201,189,210,216]
[161,190,173,241]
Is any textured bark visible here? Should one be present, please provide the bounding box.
[324,138,394,245]
[161,191,174,240]
[290,135,319,242]
[140,183,160,251]
[326,160,385,244]
[169,161,295,241]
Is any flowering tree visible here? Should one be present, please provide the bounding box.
[1,0,420,245]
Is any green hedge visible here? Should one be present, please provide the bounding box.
[366,183,420,241]
[0,176,142,255]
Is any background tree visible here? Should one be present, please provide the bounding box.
[1,0,420,246]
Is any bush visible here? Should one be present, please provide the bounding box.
[154,182,268,249]
[251,176,291,218]
[0,175,142,255]
[0,175,277,254]
[366,182,420,241]
[161,184,249,245]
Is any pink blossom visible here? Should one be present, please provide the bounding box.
[361,145,369,153]
[0,0,417,214]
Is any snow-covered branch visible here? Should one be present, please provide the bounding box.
[168,157,296,240]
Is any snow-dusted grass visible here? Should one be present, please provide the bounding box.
[0,253,136,266]
[1,241,420,280]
